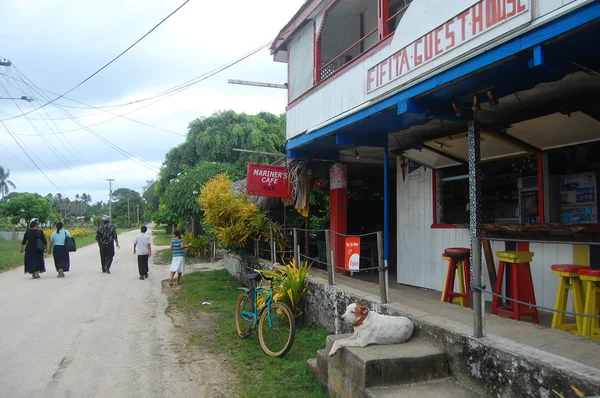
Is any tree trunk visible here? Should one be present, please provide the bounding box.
[191,215,199,237]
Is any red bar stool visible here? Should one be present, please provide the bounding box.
[550,265,584,333]
[441,248,471,308]
[492,251,538,323]
[577,268,600,339]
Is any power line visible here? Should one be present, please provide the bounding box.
[0,120,71,197]
[0,72,106,181]
[0,0,190,122]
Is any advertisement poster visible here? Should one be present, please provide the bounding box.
[345,237,361,271]
[246,163,292,199]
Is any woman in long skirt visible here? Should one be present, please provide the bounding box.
[48,221,71,278]
[20,219,47,279]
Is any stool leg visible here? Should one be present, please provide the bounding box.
[464,258,471,307]
[524,262,539,324]
[457,261,466,307]
[511,264,520,321]
[551,276,568,329]
[492,261,505,315]
[582,280,595,337]
[442,258,455,304]
[572,278,584,334]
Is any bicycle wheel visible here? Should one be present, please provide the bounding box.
[258,302,295,357]
[235,292,255,338]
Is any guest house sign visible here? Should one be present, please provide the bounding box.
[367,0,531,93]
[246,163,293,199]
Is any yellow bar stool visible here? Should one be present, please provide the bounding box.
[577,268,600,339]
[440,248,471,308]
[550,265,584,334]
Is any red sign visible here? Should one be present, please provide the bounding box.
[344,237,361,271]
[246,163,292,199]
[367,0,529,93]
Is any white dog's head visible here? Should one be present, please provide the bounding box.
[341,303,369,326]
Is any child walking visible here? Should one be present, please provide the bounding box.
[169,230,189,286]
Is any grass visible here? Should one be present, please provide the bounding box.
[0,233,100,272]
[153,230,172,246]
[170,269,328,398]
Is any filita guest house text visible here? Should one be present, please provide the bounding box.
[367,0,529,92]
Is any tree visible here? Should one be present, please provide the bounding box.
[2,193,53,226]
[111,188,144,227]
[0,166,16,199]
[142,180,158,219]
[157,162,242,236]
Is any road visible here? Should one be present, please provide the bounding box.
[0,227,211,398]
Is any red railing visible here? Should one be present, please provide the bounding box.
[318,27,378,80]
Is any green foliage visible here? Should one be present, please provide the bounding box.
[0,166,16,199]
[183,233,211,257]
[262,258,311,316]
[92,215,102,227]
[199,174,281,254]
[1,192,53,225]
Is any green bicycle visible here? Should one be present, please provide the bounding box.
[235,267,296,357]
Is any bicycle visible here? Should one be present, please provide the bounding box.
[235,267,296,357]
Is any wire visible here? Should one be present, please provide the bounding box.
[0,142,37,172]
[1,72,106,181]
[0,120,71,197]
[0,0,191,122]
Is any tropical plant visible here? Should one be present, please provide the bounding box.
[0,166,16,199]
[261,258,311,317]
[2,192,52,226]
[183,233,211,257]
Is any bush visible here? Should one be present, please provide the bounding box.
[262,258,311,317]
[43,227,94,240]
[183,233,210,257]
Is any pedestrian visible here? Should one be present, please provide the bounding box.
[20,219,47,279]
[96,217,120,274]
[169,230,189,287]
[133,225,152,280]
[48,221,71,278]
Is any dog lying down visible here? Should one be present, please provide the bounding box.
[328,303,414,357]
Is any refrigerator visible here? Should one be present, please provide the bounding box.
[560,172,598,224]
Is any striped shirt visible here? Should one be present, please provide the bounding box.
[171,239,185,257]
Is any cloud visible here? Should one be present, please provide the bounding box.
[0,0,303,201]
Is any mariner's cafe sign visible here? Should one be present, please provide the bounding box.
[367,0,530,93]
[246,163,293,199]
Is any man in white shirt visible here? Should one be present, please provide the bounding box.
[133,226,152,280]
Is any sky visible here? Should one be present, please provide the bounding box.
[0,0,303,205]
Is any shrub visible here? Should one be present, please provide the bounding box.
[43,227,94,240]
[183,233,211,258]
[262,258,311,317]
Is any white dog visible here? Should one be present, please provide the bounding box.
[328,303,414,357]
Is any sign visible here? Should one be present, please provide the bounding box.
[345,237,361,271]
[407,160,423,181]
[367,0,530,93]
[246,163,292,199]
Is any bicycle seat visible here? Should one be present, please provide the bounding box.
[245,272,262,281]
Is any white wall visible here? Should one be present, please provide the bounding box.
[285,0,592,140]
[395,156,575,312]
[289,22,315,102]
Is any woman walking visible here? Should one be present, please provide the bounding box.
[20,219,47,279]
[48,222,71,278]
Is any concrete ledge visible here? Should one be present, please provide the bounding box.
[299,274,600,398]
[365,378,482,398]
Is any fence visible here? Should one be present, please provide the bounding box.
[257,227,389,304]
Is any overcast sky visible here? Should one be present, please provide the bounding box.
[0,0,302,205]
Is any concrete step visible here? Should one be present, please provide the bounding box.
[323,334,449,395]
[365,378,482,398]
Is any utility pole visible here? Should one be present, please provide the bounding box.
[127,197,130,227]
[133,205,140,224]
[106,179,115,220]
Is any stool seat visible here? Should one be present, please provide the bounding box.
[578,269,600,277]
[444,248,470,258]
[551,265,583,273]
[496,250,534,264]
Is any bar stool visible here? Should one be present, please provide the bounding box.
[577,269,600,339]
[441,248,471,308]
[492,251,538,323]
[550,265,584,333]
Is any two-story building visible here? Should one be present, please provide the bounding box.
[271,0,600,312]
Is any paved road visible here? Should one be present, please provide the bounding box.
[0,227,202,398]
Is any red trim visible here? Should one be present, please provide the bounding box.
[319,27,378,74]
[377,0,390,41]
[431,224,463,229]
[287,35,394,110]
[271,0,322,54]
[537,152,545,224]
[432,169,437,224]
[517,242,530,251]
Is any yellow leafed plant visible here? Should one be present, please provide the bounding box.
[261,258,311,317]
[43,227,94,240]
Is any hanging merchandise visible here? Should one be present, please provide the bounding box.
[295,167,310,217]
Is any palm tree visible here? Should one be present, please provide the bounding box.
[0,166,16,199]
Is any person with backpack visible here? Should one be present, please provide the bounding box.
[20,219,47,279]
[48,221,72,278]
